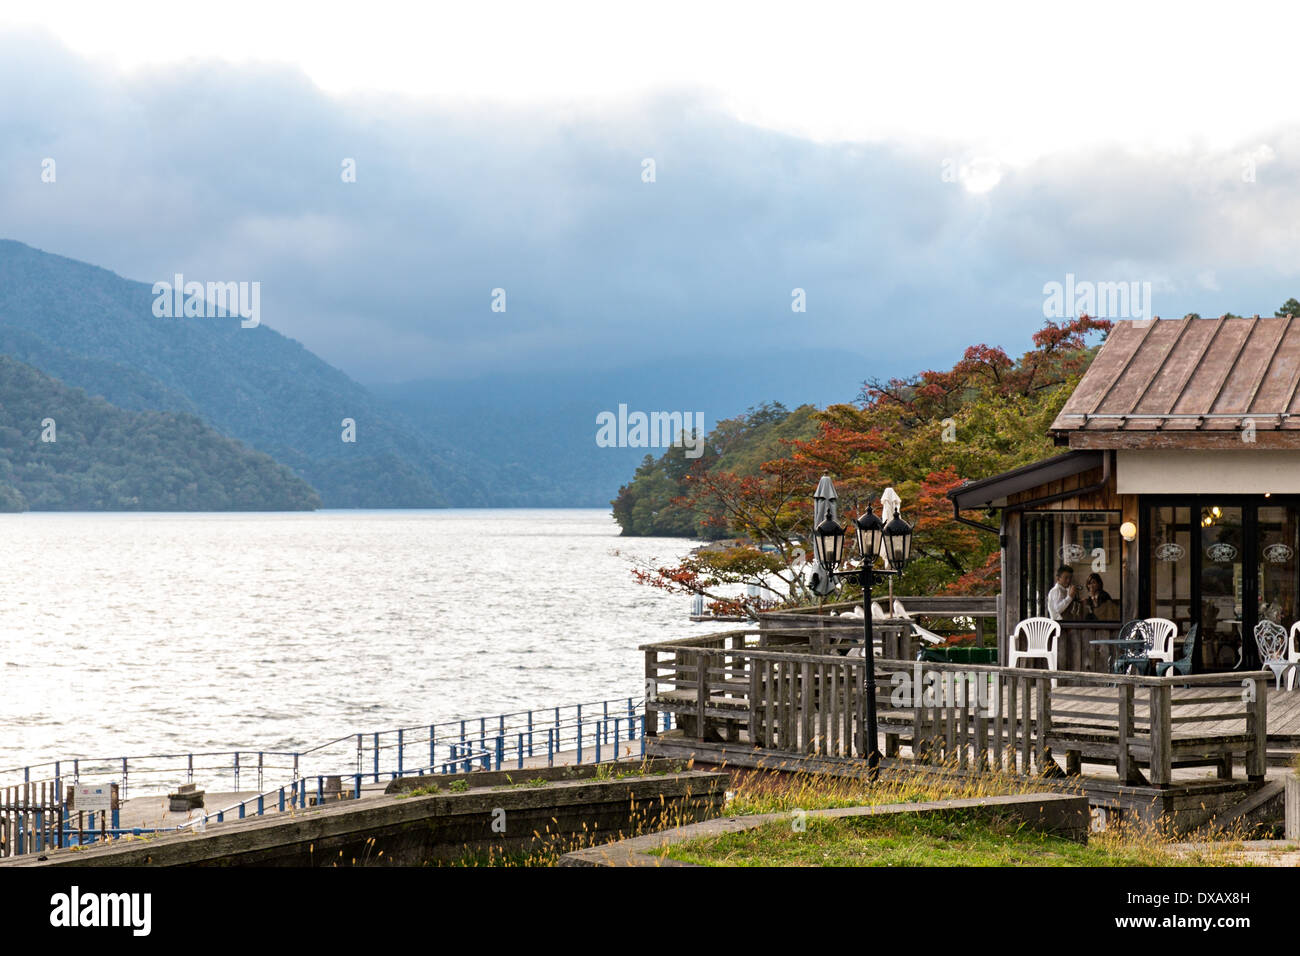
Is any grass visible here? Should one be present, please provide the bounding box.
[663,809,1234,867]
[721,763,1048,816]
[421,758,1262,866]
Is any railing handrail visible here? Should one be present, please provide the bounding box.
[648,640,1271,686]
[0,694,647,792]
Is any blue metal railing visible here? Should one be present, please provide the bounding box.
[0,695,673,812]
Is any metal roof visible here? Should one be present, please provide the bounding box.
[1051,316,1300,433]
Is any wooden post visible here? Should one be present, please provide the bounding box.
[1149,683,1172,787]
[1286,775,1300,842]
[1247,676,1268,781]
[694,651,708,742]
[801,661,814,755]
[856,657,867,759]
[1036,674,1052,775]
[644,650,659,738]
[1117,683,1133,785]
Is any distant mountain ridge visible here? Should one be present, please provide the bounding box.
[0,354,319,511]
[0,240,485,507]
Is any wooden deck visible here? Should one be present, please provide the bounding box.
[641,626,1283,793]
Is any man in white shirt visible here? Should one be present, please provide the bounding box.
[1047,565,1082,621]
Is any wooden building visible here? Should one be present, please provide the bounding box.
[951,315,1300,674]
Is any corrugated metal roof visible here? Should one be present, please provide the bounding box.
[1051,316,1300,433]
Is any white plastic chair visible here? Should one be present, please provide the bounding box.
[1286,622,1300,690]
[1007,617,1060,685]
[1143,618,1177,667]
[1254,621,1292,690]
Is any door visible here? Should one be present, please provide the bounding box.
[1256,504,1298,666]
[1199,505,1246,670]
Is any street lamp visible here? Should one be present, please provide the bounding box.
[813,477,914,778]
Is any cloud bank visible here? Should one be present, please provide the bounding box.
[3,28,1300,393]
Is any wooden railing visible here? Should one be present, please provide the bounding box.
[642,634,1270,785]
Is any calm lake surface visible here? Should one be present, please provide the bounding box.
[0,509,699,769]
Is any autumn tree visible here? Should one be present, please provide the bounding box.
[629,316,1111,616]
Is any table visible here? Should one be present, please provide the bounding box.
[1089,638,1149,674]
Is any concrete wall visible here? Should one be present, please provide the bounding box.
[4,762,727,867]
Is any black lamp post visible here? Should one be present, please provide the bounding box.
[813,481,914,778]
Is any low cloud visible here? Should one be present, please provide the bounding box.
[3,28,1300,388]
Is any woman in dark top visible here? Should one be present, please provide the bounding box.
[1083,573,1119,622]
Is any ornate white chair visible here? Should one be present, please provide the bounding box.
[1254,621,1293,690]
[1007,617,1060,686]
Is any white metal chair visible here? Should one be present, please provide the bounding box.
[1143,618,1177,667]
[1254,621,1293,690]
[1007,617,1060,685]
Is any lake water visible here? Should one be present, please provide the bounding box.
[0,509,699,770]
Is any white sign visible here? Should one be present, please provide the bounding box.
[72,783,113,812]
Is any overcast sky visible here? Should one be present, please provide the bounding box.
[4,5,1300,390]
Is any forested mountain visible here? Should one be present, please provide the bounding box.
[612,403,821,536]
[0,355,320,511]
[0,240,482,507]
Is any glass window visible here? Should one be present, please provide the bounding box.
[1023,511,1123,622]
[1257,504,1298,627]
[1150,505,1192,636]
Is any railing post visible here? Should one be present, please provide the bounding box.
[645,650,659,739]
[121,758,128,801]
[1248,675,1268,781]
[1154,681,1175,785]
[577,720,583,764]
[373,733,380,783]
[233,752,239,793]
[398,729,404,778]
[430,724,436,771]
[494,735,503,770]
[695,651,708,742]
[1035,674,1052,774]
[187,753,194,784]
[527,711,534,756]
[1117,683,1133,783]
[517,733,524,770]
